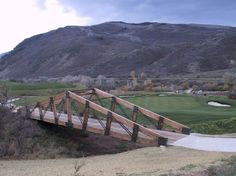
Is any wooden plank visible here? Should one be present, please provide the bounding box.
[54,92,66,101]
[72,89,93,95]
[69,92,87,104]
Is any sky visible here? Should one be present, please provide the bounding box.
[0,0,236,53]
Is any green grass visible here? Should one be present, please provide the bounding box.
[0,81,85,105]
[14,96,48,106]
[191,117,236,134]
[124,94,236,130]
[0,81,85,96]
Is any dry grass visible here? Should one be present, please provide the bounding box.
[0,147,234,176]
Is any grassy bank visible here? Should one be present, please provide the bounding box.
[191,117,236,134]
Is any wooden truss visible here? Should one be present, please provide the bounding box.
[30,88,191,146]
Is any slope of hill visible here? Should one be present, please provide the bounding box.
[0,22,236,79]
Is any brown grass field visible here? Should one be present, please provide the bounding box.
[0,147,234,176]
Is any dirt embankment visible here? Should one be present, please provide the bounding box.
[0,107,141,159]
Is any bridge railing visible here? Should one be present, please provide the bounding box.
[32,88,191,145]
[33,90,169,145]
[93,88,191,134]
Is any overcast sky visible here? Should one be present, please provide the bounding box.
[0,0,236,53]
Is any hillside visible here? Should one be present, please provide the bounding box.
[0,22,236,79]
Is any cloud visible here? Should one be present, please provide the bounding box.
[0,0,92,53]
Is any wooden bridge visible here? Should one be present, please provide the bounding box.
[29,88,191,146]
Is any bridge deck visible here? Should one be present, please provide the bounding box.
[31,109,186,145]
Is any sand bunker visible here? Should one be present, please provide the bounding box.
[208,101,231,107]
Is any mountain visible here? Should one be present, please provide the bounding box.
[0,52,8,59]
[0,22,236,79]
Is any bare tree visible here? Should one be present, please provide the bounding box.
[224,73,236,92]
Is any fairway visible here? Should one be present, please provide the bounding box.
[0,81,85,105]
[124,94,236,126]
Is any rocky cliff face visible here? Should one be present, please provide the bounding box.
[0,22,236,79]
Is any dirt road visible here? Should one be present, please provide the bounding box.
[0,147,234,176]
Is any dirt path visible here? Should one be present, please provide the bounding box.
[0,147,234,176]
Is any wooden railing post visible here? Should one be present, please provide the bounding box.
[37,102,43,120]
[157,116,164,130]
[104,111,112,135]
[77,101,83,116]
[157,137,168,146]
[82,100,89,131]
[181,127,191,135]
[110,96,116,112]
[131,106,139,122]
[131,124,139,142]
[50,97,58,124]
[66,91,72,126]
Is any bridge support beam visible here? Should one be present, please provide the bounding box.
[104,111,112,135]
[131,106,139,122]
[157,137,168,146]
[110,96,116,112]
[37,102,43,120]
[157,116,164,130]
[50,97,57,117]
[50,97,58,124]
[181,127,191,135]
[131,124,139,142]
[65,91,73,127]
[82,100,89,131]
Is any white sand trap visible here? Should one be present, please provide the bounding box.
[172,133,236,152]
[208,101,231,107]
